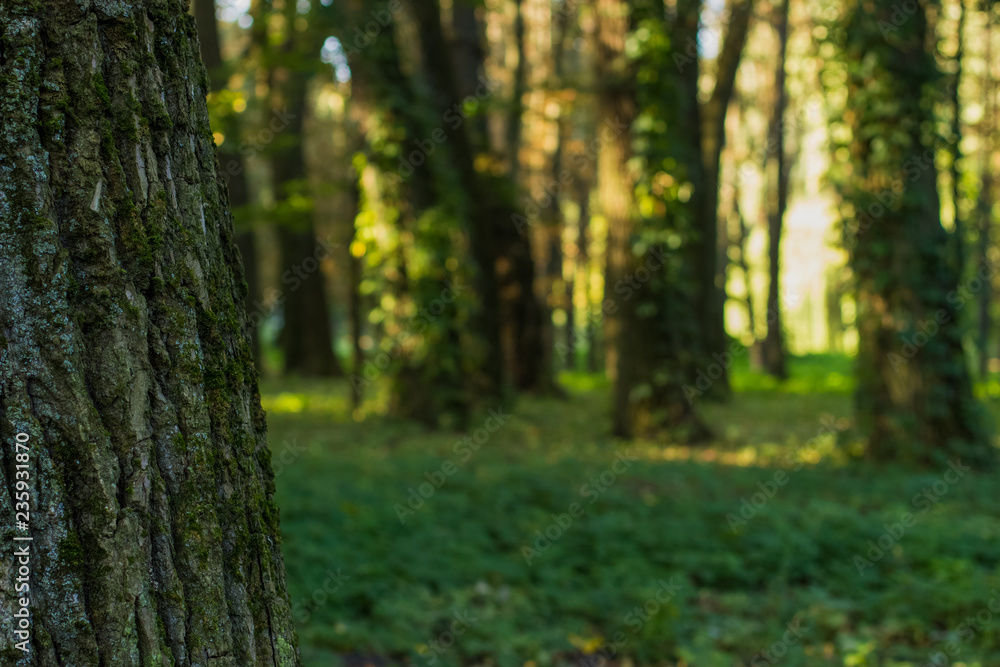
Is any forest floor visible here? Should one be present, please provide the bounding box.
[263,355,1000,667]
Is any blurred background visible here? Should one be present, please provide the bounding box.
[194,0,1000,664]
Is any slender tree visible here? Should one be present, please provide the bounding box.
[976,8,996,378]
[950,0,967,274]
[762,0,789,379]
[270,2,343,377]
[0,0,300,662]
[695,0,754,396]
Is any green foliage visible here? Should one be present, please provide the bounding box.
[265,356,1000,667]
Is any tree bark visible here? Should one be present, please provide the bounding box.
[192,0,262,367]
[0,0,300,663]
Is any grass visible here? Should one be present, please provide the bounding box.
[264,354,1000,667]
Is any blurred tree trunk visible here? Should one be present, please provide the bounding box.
[595,0,706,439]
[825,266,846,354]
[695,0,754,396]
[949,0,966,274]
[345,0,479,425]
[193,0,262,367]
[271,73,342,377]
[506,0,527,181]
[732,190,760,356]
[565,192,591,370]
[410,0,506,398]
[435,0,556,393]
[977,15,995,378]
[577,184,599,373]
[595,0,632,398]
[761,0,789,379]
[0,0,300,663]
[840,0,993,467]
[347,181,366,409]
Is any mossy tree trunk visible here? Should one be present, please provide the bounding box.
[838,0,994,468]
[0,0,300,664]
[192,0,262,368]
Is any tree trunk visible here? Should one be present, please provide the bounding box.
[977,14,995,378]
[762,0,789,379]
[695,0,754,396]
[450,0,554,393]
[410,0,506,399]
[192,0,262,368]
[270,66,342,377]
[841,0,993,468]
[577,185,599,373]
[347,183,365,409]
[564,193,591,371]
[343,0,478,425]
[951,0,966,274]
[0,1,300,664]
[596,0,706,440]
[732,190,762,364]
[506,0,526,181]
[277,227,341,377]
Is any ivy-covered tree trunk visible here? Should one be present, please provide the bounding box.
[838,0,994,467]
[596,0,706,440]
[0,1,300,664]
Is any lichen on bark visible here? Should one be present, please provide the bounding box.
[0,1,301,664]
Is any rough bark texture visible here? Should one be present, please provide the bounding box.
[192,0,261,367]
[0,0,300,664]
